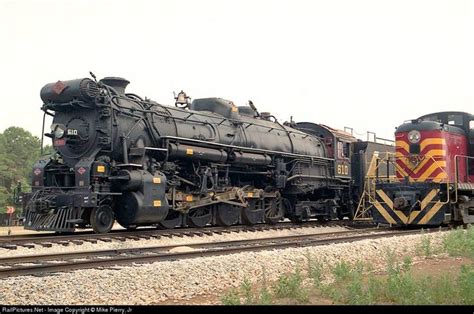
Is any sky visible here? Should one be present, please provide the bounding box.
[0,0,472,142]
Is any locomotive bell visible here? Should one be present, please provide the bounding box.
[99,77,130,95]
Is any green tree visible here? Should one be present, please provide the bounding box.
[0,127,47,213]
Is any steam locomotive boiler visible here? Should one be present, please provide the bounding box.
[22,76,355,233]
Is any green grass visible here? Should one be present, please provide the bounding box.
[305,251,323,287]
[221,270,274,305]
[221,288,241,305]
[221,228,474,305]
[458,264,474,304]
[417,234,433,257]
[443,225,474,258]
[273,267,309,303]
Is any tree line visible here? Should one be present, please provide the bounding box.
[0,127,52,213]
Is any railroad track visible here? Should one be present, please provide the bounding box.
[0,227,445,278]
[0,220,375,249]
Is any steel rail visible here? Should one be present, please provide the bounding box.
[0,227,445,278]
[0,220,375,247]
[0,228,388,264]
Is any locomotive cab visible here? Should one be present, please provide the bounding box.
[293,122,356,220]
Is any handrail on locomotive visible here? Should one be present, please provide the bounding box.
[454,155,474,201]
[367,152,451,208]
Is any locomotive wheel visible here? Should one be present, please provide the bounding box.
[264,195,284,224]
[216,204,241,226]
[187,206,212,228]
[242,199,265,225]
[158,210,182,229]
[317,217,329,223]
[90,205,115,234]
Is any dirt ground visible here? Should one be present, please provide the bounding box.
[158,256,473,305]
[404,256,472,279]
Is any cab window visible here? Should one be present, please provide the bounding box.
[422,115,440,123]
[337,141,344,159]
[447,114,463,126]
[337,141,349,158]
[470,120,474,129]
[344,143,350,158]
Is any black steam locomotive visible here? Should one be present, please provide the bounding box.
[21,76,390,233]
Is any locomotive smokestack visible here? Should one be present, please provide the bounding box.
[100,77,130,95]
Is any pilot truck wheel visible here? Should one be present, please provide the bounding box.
[90,205,115,233]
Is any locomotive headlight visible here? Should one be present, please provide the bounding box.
[54,126,65,138]
[408,130,421,143]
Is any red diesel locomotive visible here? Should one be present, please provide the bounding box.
[371,111,474,226]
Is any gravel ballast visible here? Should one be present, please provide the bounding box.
[0,225,347,257]
[0,230,447,305]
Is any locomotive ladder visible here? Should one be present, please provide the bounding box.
[354,153,379,220]
[354,152,397,221]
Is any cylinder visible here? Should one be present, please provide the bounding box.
[116,170,143,191]
[115,191,169,225]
